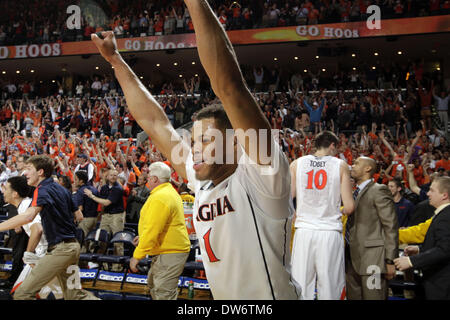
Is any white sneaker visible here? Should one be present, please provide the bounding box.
[88,262,99,269]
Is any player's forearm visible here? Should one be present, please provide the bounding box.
[0,213,34,232]
[27,223,43,252]
[184,0,245,97]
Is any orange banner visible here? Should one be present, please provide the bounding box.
[0,15,448,60]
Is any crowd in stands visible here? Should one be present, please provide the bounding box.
[1,0,449,46]
[0,57,448,241]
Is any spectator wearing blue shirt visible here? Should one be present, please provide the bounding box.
[303,92,326,134]
[84,169,125,263]
[73,171,99,238]
[388,178,415,228]
[0,155,99,300]
[106,96,119,116]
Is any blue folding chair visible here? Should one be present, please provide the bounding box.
[96,230,136,289]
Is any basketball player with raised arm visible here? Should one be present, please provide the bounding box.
[91,0,300,300]
[290,131,355,300]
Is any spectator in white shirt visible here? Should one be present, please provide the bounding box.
[91,77,102,96]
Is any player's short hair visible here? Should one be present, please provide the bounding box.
[75,171,88,184]
[26,155,54,178]
[434,176,450,196]
[195,104,232,131]
[7,176,30,198]
[314,130,339,150]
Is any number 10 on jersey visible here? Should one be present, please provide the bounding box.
[305,169,328,190]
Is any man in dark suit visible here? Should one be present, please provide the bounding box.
[395,176,450,300]
[346,156,399,299]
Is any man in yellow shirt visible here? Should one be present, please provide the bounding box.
[129,162,190,300]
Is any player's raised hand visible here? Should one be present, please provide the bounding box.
[91,31,120,64]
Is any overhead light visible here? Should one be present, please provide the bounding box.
[304,69,308,73]
[95,66,99,70]
[294,57,299,60]
[30,70,35,73]
[179,74,183,78]
[174,62,178,66]
[156,63,160,67]
[2,71,6,74]
[191,61,196,65]
[353,67,356,71]
[397,51,402,55]
[322,68,326,72]
[195,74,199,77]
[274,57,278,61]
[437,67,441,71]
[372,66,376,70]
[351,53,356,57]
[52,80,56,83]
[140,76,143,79]
[315,56,319,59]
[374,52,379,56]
[112,66,114,69]
[16,70,20,74]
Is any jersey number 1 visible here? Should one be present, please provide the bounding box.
[306,169,328,190]
[203,228,220,263]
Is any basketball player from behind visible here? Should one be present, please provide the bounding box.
[92,0,300,299]
[290,131,354,300]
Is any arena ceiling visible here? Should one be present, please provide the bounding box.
[0,32,448,86]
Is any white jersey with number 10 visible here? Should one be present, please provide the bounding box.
[295,155,344,231]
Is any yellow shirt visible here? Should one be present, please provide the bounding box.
[399,218,432,244]
[133,182,191,259]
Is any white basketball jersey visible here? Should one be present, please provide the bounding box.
[295,155,343,231]
[18,198,48,255]
[186,140,301,300]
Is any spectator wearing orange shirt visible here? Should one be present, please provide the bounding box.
[435,151,450,171]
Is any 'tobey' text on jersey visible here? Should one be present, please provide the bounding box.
[196,196,235,222]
